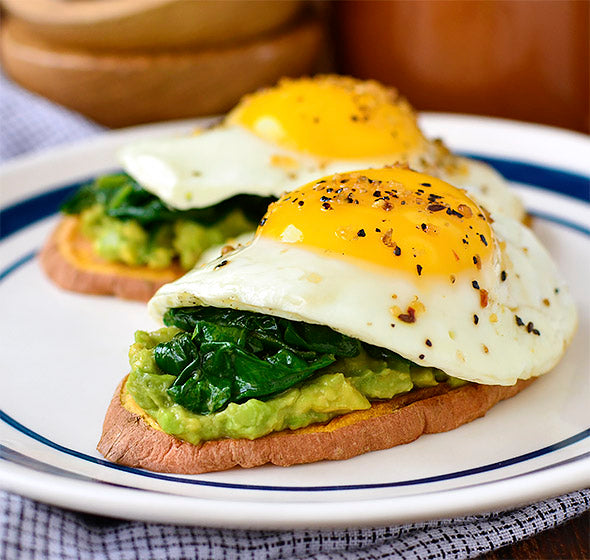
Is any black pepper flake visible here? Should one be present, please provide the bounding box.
[472,280,480,289]
[215,259,229,269]
[421,182,431,187]
[320,195,331,202]
[393,246,401,256]
[340,179,349,183]
[390,323,396,328]
[322,202,332,210]
[554,287,560,294]
[357,229,366,237]
[446,207,464,218]
[501,270,507,281]
[373,190,382,197]
[375,228,381,233]
[479,234,488,246]
[515,315,524,327]
[259,218,267,226]
[326,188,333,193]
[416,264,423,276]
[298,200,304,207]
[428,194,442,201]
[425,339,432,347]
[421,223,427,231]
[473,314,479,325]
[427,203,446,212]
[419,354,425,360]
[526,322,540,335]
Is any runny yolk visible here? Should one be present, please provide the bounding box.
[227,75,426,159]
[258,168,494,278]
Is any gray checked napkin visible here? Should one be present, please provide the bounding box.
[1,72,589,560]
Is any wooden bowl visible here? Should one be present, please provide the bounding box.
[0,15,323,127]
[0,0,304,50]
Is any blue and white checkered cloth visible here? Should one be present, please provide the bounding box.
[1,72,588,560]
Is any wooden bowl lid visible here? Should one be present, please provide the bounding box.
[1,15,323,127]
[0,0,304,50]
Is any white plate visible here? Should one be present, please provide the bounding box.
[1,115,589,529]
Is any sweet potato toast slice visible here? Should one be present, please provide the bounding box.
[97,376,533,474]
[40,217,184,301]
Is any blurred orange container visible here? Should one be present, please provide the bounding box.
[335,0,589,132]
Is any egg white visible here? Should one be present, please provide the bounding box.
[149,210,576,386]
[119,125,524,221]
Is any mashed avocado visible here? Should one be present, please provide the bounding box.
[126,327,463,445]
[80,205,255,270]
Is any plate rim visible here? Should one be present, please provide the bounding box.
[1,114,589,527]
[1,454,588,528]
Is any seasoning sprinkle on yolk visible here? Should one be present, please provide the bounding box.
[228,76,426,159]
[258,168,494,278]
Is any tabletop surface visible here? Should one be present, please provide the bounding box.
[481,510,589,559]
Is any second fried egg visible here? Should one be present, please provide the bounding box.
[120,75,524,221]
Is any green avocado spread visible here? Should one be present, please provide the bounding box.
[60,173,270,270]
[81,205,254,270]
[126,326,465,445]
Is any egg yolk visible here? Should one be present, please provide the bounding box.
[228,75,426,159]
[258,168,494,279]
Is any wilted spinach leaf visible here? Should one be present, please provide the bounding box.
[155,307,362,415]
[61,172,273,227]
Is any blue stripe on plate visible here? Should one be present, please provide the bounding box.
[0,251,37,282]
[1,158,588,241]
[460,153,590,202]
[0,182,85,240]
[0,407,587,491]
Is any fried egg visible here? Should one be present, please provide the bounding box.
[149,167,576,386]
[120,75,524,221]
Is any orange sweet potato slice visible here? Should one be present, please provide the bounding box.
[97,376,533,474]
[40,217,184,301]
